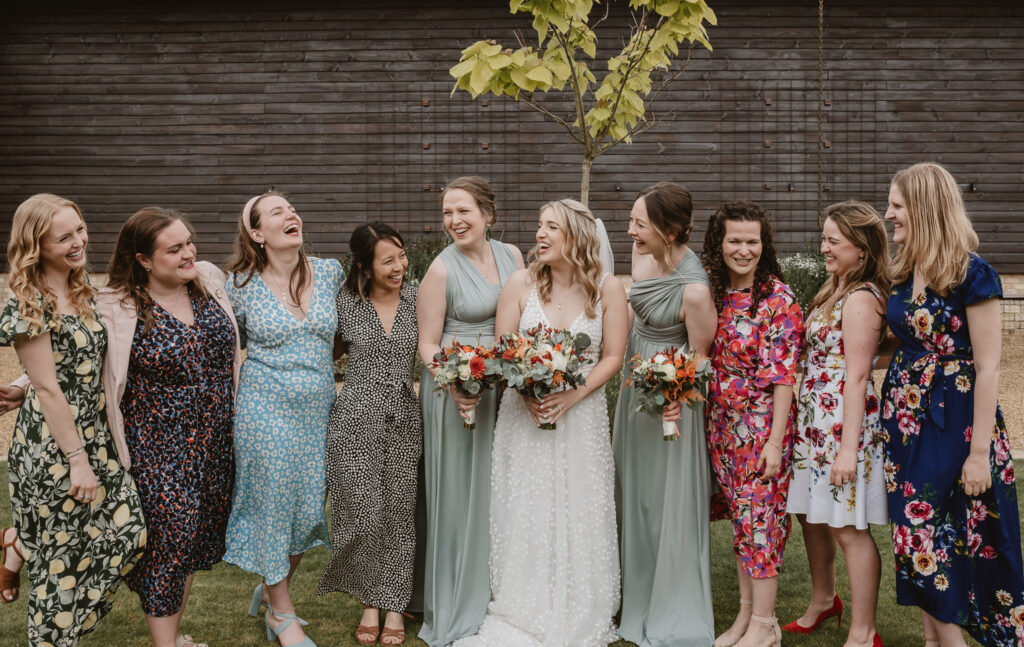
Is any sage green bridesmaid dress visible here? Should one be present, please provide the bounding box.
[612,249,714,647]
[417,240,519,647]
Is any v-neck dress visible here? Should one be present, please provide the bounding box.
[318,282,422,611]
[223,256,345,585]
[416,241,519,646]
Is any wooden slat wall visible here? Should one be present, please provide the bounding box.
[1,0,1022,272]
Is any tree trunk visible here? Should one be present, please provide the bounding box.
[580,156,593,207]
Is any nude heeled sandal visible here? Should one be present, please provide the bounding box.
[713,599,752,647]
[747,613,782,647]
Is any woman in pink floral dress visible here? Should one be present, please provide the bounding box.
[703,201,803,647]
[785,201,891,647]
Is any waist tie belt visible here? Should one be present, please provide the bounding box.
[901,347,972,431]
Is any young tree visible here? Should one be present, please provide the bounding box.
[450,0,716,205]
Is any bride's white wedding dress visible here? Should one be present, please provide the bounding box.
[454,280,620,647]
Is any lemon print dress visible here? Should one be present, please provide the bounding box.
[0,297,146,647]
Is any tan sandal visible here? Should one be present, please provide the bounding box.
[1,527,25,604]
[380,611,414,646]
[356,605,380,645]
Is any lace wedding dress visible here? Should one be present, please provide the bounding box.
[454,280,620,647]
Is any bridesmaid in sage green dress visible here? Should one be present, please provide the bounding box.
[613,183,718,647]
[415,177,523,647]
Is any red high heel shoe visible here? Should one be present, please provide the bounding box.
[780,593,843,633]
[872,631,884,647]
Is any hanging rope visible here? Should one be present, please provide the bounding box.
[816,0,824,229]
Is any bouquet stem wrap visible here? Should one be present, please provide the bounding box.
[662,416,678,440]
[463,404,477,431]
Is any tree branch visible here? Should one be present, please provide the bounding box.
[594,9,662,145]
[520,93,586,145]
[556,17,592,152]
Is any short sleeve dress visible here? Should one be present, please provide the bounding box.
[318,282,422,612]
[706,277,803,579]
[223,256,345,585]
[787,283,889,529]
[0,297,147,646]
[881,254,1023,647]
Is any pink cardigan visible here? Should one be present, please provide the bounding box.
[11,261,242,469]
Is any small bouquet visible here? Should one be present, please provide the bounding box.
[626,347,711,440]
[491,325,592,430]
[431,341,500,430]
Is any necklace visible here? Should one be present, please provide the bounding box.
[148,286,190,313]
[553,284,580,310]
[264,271,306,313]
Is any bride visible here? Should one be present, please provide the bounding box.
[454,199,628,647]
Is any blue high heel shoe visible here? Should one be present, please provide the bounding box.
[265,604,317,647]
[248,582,267,618]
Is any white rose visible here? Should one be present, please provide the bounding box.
[458,363,472,380]
[550,351,568,372]
[658,363,677,380]
[652,354,669,364]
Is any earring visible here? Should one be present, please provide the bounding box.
[143,265,151,272]
[486,225,492,241]
[259,241,265,249]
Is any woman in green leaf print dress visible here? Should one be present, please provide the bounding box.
[0,193,146,647]
[881,162,1024,647]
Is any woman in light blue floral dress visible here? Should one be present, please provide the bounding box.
[224,191,344,647]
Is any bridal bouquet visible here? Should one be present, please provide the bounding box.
[431,340,501,430]
[627,347,711,440]
[491,325,592,430]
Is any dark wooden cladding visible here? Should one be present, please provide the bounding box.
[1,0,1022,272]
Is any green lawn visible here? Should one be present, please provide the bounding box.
[3,463,1017,646]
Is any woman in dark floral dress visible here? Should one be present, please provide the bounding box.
[0,193,146,647]
[882,162,1023,647]
[104,207,241,647]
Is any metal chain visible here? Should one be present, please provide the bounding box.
[816,0,824,229]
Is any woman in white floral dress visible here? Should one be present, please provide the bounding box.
[785,201,890,647]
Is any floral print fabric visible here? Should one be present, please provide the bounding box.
[121,290,235,616]
[787,283,889,528]
[881,254,1024,647]
[0,297,147,647]
[706,278,803,579]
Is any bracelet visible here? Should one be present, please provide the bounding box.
[64,446,85,460]
[766,440,783,451]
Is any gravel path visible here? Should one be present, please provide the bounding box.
[1,337,1023,455]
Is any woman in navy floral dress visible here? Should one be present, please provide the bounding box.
[881,162,1023,647]
[104,207,241,647]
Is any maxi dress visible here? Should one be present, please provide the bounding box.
[454,278,619,647]
[612,249,714,647]
[786,283,888,528]
[417,241,520,646]
[318,282,422,611]
[223,257,344,585]
[1,298,147,647]
[881,254,1024,647]
[121,290,235,616]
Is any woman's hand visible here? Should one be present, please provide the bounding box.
[830,449,858,488]
[520,394,546,425]
[662,400,683,423]
[538,388,586,424]
[449,386,481,422]
[758,442,782,481]
[0,385,26,415]
[961,453,992,497]
[68,454,98,504]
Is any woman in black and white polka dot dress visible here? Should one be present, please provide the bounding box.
[317,222,422,647]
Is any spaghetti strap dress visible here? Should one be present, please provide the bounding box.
[612,249,714,647]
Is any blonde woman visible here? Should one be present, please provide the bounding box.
[881,162,1022,647]
[785,201,891,647]
[0,194,146,646]
[454,199,628,647]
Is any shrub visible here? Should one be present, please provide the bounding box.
[779,252,827,314]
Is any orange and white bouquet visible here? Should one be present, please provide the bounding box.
[626,347,711,440]
[491,325,593,430]
[431,340,501,430]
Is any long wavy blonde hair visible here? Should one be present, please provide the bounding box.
[528,198,604,319]
[889,162,979,296]
[7,193,96,334]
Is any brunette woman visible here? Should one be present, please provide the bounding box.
[225,191,345,647]
[317,223,422,646]
[415,178,523,646]
[0,193,146,646]
[103,207,240,647]
[881,162,1023,647]
[612,182,718,646]
[785,201,890,647]
[702,201,803,647]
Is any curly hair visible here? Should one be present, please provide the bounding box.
[7,193,96,335]
[701,201,784,315]
[106,207,209,335]
[527,198,604,319]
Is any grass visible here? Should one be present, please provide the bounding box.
[2,462,1014,646]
